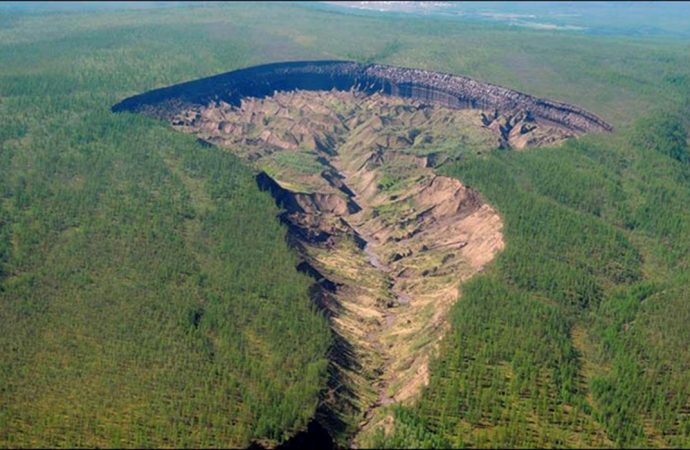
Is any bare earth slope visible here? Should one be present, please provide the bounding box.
[171,90,508,444]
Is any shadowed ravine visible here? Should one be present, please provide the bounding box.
[113,61,610,447]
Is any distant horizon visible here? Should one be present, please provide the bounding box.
[4,1,690,39]
[318,1,690,38]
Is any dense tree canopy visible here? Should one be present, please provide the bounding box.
[1,3,689,448]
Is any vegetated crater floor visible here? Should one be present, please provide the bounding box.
[113,60,611,446]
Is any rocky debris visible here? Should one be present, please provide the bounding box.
[481,109,573,149]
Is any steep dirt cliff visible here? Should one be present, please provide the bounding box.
[113,60,612,136]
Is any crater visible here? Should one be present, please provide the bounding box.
[113,60,610,447]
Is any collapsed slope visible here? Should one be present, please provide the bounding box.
[113,61,611,445]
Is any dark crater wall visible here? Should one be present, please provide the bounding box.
[112,60,611,133]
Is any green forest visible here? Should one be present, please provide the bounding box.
[1,2,689,448]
